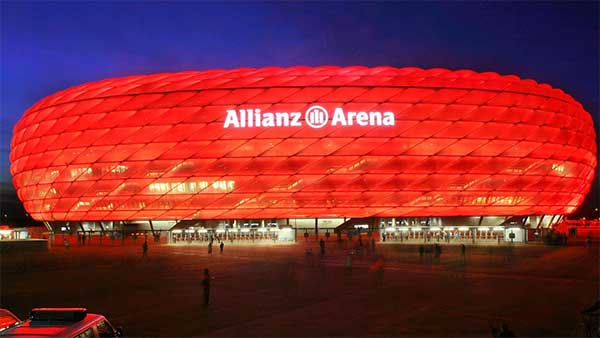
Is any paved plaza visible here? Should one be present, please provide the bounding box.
[1,240,598,337]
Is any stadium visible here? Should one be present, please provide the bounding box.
[9,66,597,243]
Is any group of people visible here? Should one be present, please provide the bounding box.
[77,234,88,245]
[490,323,516,337]
[419,243,443,259]
[207,240,225,254]
[62,233,89,249]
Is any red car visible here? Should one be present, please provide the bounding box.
[0,308,122,338]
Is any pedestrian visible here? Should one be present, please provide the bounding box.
[376,262,384,287]
[64,238,70,250]
[201,268,211,307]
[304,231,309,241]
[358,235,363,247]
[208,241,213,254]
[382,232,386,242]
[305,248,314,266]
[460,243,466,264]
[319,238,325,257]
[142,240,148,258]
[498,323,515,337]
[419,245,424,260]
[219,241,224,253]
[581,299,600,337]
[490,325,499,338]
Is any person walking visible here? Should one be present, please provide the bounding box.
[345,251,353,269]
[581,299,600,337]
[460,243,466,264]
[219,241,224,253]
[142,240,148,258]
[498,323,516,337]
[371,238,376,254]
[434,244,442,260]
[375,256,385,288]
[208,241,213,254]
[319,238,325,257]
[201,268,211,307]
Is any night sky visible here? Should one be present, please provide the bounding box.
[1,1,598,224]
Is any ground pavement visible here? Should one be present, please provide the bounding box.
[1,239,598,337]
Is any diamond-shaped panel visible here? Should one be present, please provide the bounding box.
[10,66,597,221]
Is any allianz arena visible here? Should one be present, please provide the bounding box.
[10,66,597,242]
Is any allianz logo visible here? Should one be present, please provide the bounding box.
[224,105,395,129]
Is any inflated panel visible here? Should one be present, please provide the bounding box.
[10,66,597,220]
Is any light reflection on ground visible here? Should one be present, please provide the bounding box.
[2,241,598,337]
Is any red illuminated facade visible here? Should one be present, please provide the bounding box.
[10,66,597,221]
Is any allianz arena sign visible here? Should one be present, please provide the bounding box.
[224,106,396,129]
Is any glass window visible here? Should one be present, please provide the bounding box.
[96,320,115,337]
[74,327,94,338]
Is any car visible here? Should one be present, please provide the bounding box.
[0,309,21,332]
[0,308,122,338]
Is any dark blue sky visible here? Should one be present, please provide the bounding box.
[1,1,598,217]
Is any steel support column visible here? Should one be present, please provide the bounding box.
[536,215,546,229]
[548,215,558,228]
